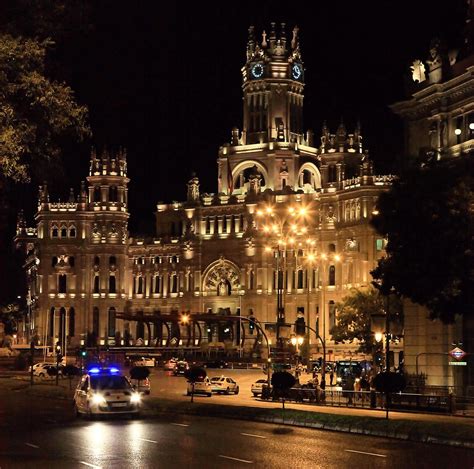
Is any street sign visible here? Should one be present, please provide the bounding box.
[449,361,467,366]
[449,347,466,361]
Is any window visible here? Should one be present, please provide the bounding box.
[170,274,178,293]
[109,275,116,293]
[109,186,118,202]
[58,274,67,293]
[329,265,336,286]
[328,243,336,253]
[328,165,337,183]
[69,256,75,267]
[69,227,76,238]
[69,307,75,337]
[297,270,304,289]
[249,270,255,290]
[93,186,101,202]
[94,256,100,266]
[137,276,144,294]
[205,217,211,234]
[109,256,116,266]
[52,256,58,267]
[154,276,161,294]
[52,226,59,238]
[92,307,100,337]
[59,307,66,343]
[108,308,116,337]
[376,239,385,251]
[60,226,67,238]
[329,301,336,329]
[93,275,100,294]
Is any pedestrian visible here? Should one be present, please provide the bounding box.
[330,369,334,386]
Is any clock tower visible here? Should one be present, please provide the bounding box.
[242,23,304,145]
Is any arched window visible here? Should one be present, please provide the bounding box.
[93,275,100,294]
[51,226,59,238]
[249,270,255,290]
[170,274,178,293]
[137,276,144,294]
[329,265,336,286]
[69,226,76,238]
[94,256,100,266]
[154,276,161,294]
[109,275,116,293]
[58,274,67,293]
[60,226,67,238]
[108,308,116,337]
[69,307,75,337]
[109,256,116,267]
[92,307,100,337]
[329,301,336,329]
[93,186,101,202]
[59,307,66,343]
[136,321,144,340]
[52,256,58,267]
[297,270,304,289]
[328,243,336,253]
[205,217,211,234]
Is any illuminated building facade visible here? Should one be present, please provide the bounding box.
[15,24,394,361]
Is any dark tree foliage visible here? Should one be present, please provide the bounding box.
[371,155,474,322]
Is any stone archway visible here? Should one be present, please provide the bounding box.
[232,160,269,194]
[297,162,322,192]
[202,256,240,296]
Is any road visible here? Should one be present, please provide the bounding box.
[1,411,473,469]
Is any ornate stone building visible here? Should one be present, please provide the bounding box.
[15,24,393,361]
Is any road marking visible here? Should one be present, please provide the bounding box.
[171,423,189,427]
[344,449,386,458]
[79,462,102,469]
[240,432,267,439]
[25,443,40,449]
[219,455,253,464]
[138,438,158,444]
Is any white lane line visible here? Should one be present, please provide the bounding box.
[345,449,387,458]
[25,443,40,449]
[219,455,253,464]
[79,462,102,469]
[240,432,267,439]
[171,423,189,427]
[138,438,158,444]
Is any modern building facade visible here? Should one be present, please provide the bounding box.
[15,24,394,362]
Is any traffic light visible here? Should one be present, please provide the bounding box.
[295,317,306,336]
[79,346,87,358]
[249,316,255,334]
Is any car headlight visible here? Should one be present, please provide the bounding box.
[130,393,141,404]
[91,394,107,406]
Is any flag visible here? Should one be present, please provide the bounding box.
[227,156,234,195]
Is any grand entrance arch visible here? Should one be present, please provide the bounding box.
[202,256,241,296]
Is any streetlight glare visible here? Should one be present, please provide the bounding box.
[334,254,341,262]
[181,314,189,324]
[375,332,383,342]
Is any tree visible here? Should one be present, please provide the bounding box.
[271,371,296,409]
[329,287,402,354]
[184,366,207,403]
[371,155,474,323]
[0,34,90,182]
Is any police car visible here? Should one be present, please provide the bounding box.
[74,367,141,418]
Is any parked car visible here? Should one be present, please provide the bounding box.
[163,358,178,371]
[186,377,212,397]
[30,362,63,378]
[74,366,141,418]
[129,376,151,395]
[203,360,229,369]
[132,356,155,368]
[210,376,239,394]
[251,379,269,397]
[174,360,189,376]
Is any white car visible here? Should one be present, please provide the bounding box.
[187,377,212,397]
[30,362,62,379]
[210,376,239,395]
[74,367,141,418]
[251,379,269,396]
[133,357,155,367]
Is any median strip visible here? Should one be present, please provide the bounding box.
[345,449,386,458]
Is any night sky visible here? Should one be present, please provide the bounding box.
[5,0,467,234]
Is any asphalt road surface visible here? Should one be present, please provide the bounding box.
[1,412,473,469]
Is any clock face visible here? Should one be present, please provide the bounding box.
[251,63,264,79]
[292,63,302,80]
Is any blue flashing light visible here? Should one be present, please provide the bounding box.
[109,367,119,374]
[88,367,100,374]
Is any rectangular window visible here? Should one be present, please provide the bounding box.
[108,309,116,337]
[58,274,67,293]
[376,239,384,251]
